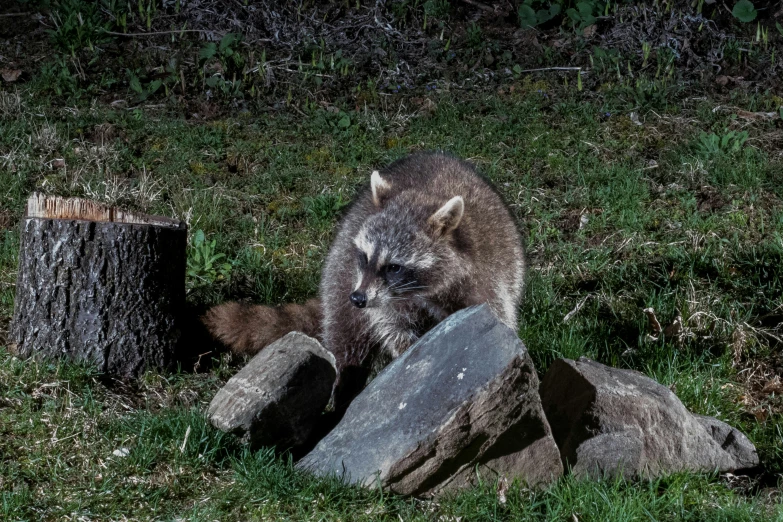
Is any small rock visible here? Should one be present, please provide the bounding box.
[297,305,563,496]
[112,448,130,458]
[1,68,22,82]
[208,332,336,450]
[540,357,759,479]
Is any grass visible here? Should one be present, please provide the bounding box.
[1,76,782,519]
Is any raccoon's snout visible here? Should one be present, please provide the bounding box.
[349,291,367,308]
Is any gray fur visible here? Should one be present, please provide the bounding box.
[321,152,526,407]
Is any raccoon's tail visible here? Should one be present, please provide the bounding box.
[203,298,323,356]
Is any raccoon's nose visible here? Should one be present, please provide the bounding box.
[349,291,367,308]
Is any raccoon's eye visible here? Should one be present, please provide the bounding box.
[357,251,368,268]
[386,264,402,274]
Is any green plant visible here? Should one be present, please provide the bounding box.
[696,130,749,156]
[127,69,161,101]
[199,33,244,70]
[641,41,651,68]
[126,59,180,101]
[198,33,246,97]
[423,0,450,18]
[37,55,80,96]
[48,0,111,55]
[732,0,757,23]
[518,0,561,28]
[303,192,349,225]
[566,0,599,30]
[187,230,232,288]
[590,45,621,74]
[466,22,483,48]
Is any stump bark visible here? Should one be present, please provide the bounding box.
[10,194,187,377]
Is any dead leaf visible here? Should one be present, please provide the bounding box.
[51,158,65,169]
[715,75,729,86]
[583,25,597,38]
[762,378,783,395]
[662,310,683,338]
[496,477,509,504]
[1,69,21,82]
[416,97,437,114]
[643,307,662,335]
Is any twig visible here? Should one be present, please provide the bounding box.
[0,12,31,17]
[289,103,307,118]
[563,295,593,324]
[517,67,587,74]
[103,29,213,37]
[459,0,495,13]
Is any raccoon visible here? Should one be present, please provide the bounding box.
[205,152,525,410]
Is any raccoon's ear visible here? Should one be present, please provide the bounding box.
[371,170,391,207]
[428,196,464,237]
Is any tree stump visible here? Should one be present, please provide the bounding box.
[10,194,187,377]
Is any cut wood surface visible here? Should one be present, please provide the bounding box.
[11,194,187,377]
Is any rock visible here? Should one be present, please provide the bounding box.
[540,357,759,479]
[208,332,336,451]
[297,305,563,496]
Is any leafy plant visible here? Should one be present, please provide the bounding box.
[303,193,349,224]
[198,33,246,98]
[199,33,244,69]
[423,0,450,18]
[518,1,561,28]
[187,230,232,288]
[566,1,598,30]
[127,69,161,101]
[48,0,111,55]
[696,130,749,156]
[615,77,680,110]
[126,59,180,101]
[466,22,483,48]
[590,45,621,74]
[732,0,757,23]
[37,55,80,96]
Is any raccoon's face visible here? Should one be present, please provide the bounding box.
[349,217,430,310]
[348,170,465,310]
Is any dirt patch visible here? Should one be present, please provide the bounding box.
[87,123,125,145]
[556,209,587,236]
[696,186,727,213]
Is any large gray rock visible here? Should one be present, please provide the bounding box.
[540,357,759,479]
[208,332,336,450]
[297,305,563,496]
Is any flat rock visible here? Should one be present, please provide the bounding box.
[540,357,759,479]
[208,332,336,450]
[297,305,563,496]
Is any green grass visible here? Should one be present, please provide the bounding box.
[1,82,782,520]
